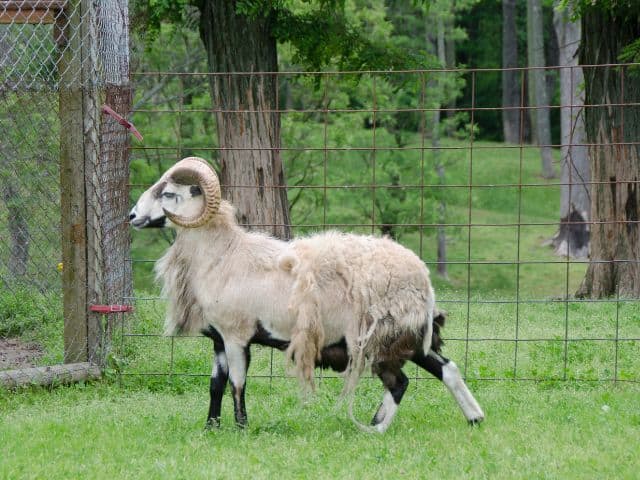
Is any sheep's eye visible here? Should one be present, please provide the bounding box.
[162,192,177,200]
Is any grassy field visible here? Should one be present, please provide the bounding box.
[119,298,640,383]
[2,139,640,478]
[2,379,639,479]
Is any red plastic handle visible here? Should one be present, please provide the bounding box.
[101,104,144,141]
[89,304,134,314]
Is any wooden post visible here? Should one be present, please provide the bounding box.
[58,0,132,365]
[82,0,103,365]
[59,0,89,363]
[4,0,131,365]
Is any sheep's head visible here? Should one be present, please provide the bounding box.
[129,157,221,229]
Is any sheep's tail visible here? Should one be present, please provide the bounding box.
[421,308,433,357]
[285,299,325,392]
[347,394,379,434]
[421,287,436,356]
[339,314,381,433]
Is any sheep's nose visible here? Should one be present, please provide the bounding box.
[129,211,136,221]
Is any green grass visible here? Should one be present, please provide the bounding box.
[3,288,637,478]
[118,295,640,383]
[0,286,63,365]
[3,138,640,478]
[1,379,639,479]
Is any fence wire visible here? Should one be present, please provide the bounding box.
[1,0,129,90]
[0,2,637,387]
[123,66,639,386]
[1,0,131,383]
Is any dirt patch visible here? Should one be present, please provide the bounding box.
[0,338,43,371]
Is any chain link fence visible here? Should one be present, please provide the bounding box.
[1,0,132,384]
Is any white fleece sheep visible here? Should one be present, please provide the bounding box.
[281,232,434,397]
[130,157,484,431]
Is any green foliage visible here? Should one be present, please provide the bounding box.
[559,0,640,17]
[620,38,640,63]
[0,25,59,87]
[133,0,431,71]
[0,287,62,355]
[131,0,190,44]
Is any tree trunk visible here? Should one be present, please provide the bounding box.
[429,13,448,279]
[550,1,589,258]
[96,0,133,313]
[0,34,30,278]
[199,0,291,240]
[2,181,30,277]
[526,0,555,178]
[502,0,520,144]
[444,15,457,137]
[577,7,640,298]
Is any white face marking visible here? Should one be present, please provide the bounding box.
[374,390,398,434]
[130,180,203,229]
[441,361,485,422]
[160,184,204,219]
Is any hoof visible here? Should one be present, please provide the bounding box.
[205,418,220,431]
[468,416,484,426]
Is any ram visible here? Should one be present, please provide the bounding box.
[130,157,484,432]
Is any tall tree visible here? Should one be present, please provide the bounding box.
[135,0,416,240]
[527,0,555,178]
[577,4,640,297]
[502,0,520,144]
[427,8,449,279]
[550,1,589,258]
[198,1,291,239]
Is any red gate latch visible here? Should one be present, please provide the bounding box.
[101,104,144,141]
[90,304,134,314]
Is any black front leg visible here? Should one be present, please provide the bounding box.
[206,338,229,429]
[225,342,251,428]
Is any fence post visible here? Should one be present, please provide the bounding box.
[82,0,103,365]
[59,0,132,365]
[59,0,89,364]
[92,0,133,364]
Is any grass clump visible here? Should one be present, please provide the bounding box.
[0,286,63,364]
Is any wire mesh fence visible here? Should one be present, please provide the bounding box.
[1,0,131,383]
[122,66,639,386]
[0,2,637,388]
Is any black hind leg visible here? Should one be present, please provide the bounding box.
[370,361,409,433]
[411,350,484,424]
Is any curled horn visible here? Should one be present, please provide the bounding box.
[163,157,221,228]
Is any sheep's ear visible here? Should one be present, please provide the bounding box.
[278,253,298,273]
[190,186,202,197]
